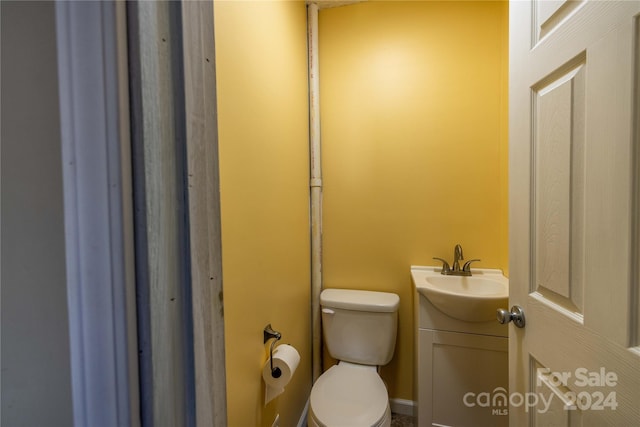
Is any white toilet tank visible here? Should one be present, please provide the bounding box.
[320,289,400,366]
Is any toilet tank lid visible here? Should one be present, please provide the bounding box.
[320,289,400,312]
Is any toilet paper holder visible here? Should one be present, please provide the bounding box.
[264,324,282,378]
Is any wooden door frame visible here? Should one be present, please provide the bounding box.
[180,2,228,425]
[128,0,227,425]
[57,1,226,425]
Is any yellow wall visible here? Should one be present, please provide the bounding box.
[214,1,311,425]
[319,1,509,400]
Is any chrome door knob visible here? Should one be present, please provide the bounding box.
[497,305,525,328]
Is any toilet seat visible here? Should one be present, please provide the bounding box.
[309,362,390,427]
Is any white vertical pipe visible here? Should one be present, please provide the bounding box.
[308,2,323,383]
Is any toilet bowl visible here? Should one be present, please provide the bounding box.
[308,289,400,427]
[308,362,391,427]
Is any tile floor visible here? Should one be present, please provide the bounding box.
[390,413,415,427]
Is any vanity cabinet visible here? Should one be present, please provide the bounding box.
[415,288,509,427]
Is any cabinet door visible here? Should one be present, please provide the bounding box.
[417,329,508,427]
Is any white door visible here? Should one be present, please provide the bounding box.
[509,1,640,425]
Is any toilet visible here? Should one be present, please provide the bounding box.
[308,288,400,427]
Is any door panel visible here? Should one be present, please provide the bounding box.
[510,1,640,425]
[533,59,586,314]
[534,0,585,43]
[583,21,636,344]
[533,358,585,427]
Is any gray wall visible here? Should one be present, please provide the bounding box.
[1,2,74,426]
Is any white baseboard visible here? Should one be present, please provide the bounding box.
[390,398,416,417]
[297,397,310,427]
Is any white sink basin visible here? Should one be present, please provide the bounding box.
[411,266,508,322]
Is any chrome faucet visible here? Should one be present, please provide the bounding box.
[433,244,480,276]
[452,244,464,272]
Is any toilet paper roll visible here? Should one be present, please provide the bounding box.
[262,344,300,405]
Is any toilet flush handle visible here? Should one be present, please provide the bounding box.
[322,308,335,315]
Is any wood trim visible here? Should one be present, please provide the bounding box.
[55,2,139,425]
[181,1,228,426]
[632,16,640,348]
[127,2,194,425]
